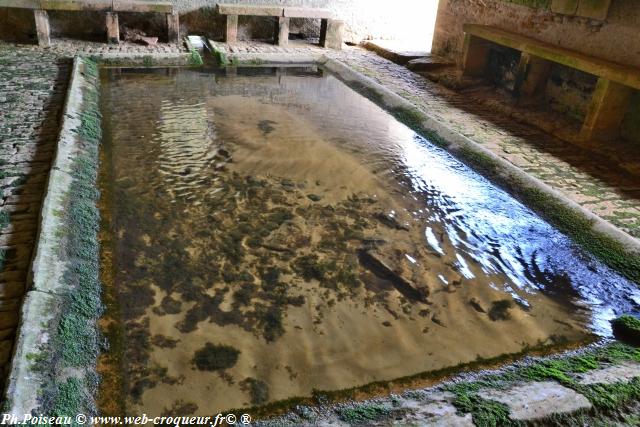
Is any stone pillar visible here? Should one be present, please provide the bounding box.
[167,12,180,44]
[33,10,50,47]
[277,17,290,47]
[106,12,119,44]
[225,14,238,43]
[580,78,632,141]
[320,19,343,50]
[319,19,328,46]
[514,52,552,99]
[461,33,491,77]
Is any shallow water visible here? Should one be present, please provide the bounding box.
[98,66,640,415]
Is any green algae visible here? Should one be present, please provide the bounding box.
[192,343,240,371]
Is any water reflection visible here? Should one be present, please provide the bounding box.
[98,66,638,415]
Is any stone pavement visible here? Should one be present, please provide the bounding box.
[0,38,184,391]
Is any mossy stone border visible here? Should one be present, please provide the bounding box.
[4,57,103,421]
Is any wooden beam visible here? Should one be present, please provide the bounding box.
[33,10,50,47]
[580,78,632,141]
[112,1,173,13]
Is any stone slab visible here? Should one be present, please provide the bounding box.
[479,381,592,421]
[4,291,59,417]
[364,40,430,65]
[217,4,283,17]
[407,55,454,72]
[38,0,112,11]
[577,361,640,385]
[112,0,173,13]
[394,392,474,426]
[463,24,640,90]
[284,7,333,19]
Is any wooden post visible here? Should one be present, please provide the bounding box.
[514,52,552,99]
[167,12,179,44]
[33,10,51,47]
[277,17,289,47]
[106,12,119,44]
[225,14,238,43]
[580,78,632,141]
[461,33,491,77]
[320,19,343,50]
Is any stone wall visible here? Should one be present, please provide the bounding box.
[432,0,640,68]
[0,0,438,46]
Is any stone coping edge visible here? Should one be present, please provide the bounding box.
[3,56,98,416]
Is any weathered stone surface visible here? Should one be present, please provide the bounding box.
[578,361,640,385]
[407,56,454,72]
[394,392,474,426]
[283,7,332,19]
[321,19,343,50]
[217,4,283,17]
[479,381,592,421]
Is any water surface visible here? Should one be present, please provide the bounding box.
[98,66,639,415]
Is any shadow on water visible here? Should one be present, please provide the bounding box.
[96,65,640,416]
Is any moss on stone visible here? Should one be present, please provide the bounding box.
[40,57,104,419]
[336,403,390,424]
[611,315,640,346]
[188,49,204,67]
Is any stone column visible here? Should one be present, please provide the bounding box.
[320,19,343,50]
[514,52,552,99]
[277,17,290,47]
[33,10,51,47]
[225,14,238,43]
[106,12,119,44]
[580,78,632,141]
[167,12,180,44]
[461,33,491,77]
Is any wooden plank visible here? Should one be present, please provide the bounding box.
[217,4,283,17]
[463,24,640,90]
[283,7,332,19]
[113,1,173,13]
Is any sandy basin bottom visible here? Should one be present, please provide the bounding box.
[98,67,594,415]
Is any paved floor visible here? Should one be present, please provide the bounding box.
[0,37,638,396]
[0,38,183,390]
